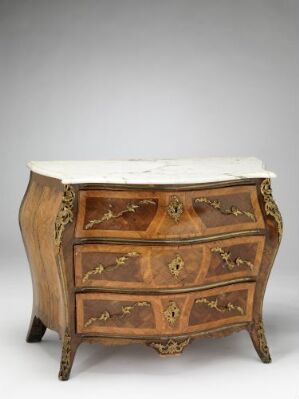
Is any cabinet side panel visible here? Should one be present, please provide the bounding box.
[19,172,65,335]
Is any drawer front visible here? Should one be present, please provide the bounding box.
[76,283,255,336]
[75,186,265,239]
[74,235,265,290]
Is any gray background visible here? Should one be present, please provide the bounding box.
[0,1,298,397]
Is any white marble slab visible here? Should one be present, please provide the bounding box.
[27,158,275,185]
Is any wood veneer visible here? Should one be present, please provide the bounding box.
[19,172,282,380]
[74,235,265,290]
[76,283,254,336]
[76,186,265,239]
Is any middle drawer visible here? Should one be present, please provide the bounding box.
[74,235,264,290]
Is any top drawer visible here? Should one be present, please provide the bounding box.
[75,185,265,240]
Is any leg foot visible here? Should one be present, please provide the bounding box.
[26,316,47,343]
[248,320,271,363]
[58,330,80,381]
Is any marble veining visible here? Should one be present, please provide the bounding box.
[27,157,275,185]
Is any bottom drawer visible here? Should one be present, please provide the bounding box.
[76,283,255,336]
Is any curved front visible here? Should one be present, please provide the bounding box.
[75,186,265,240]
[76,283,255,337]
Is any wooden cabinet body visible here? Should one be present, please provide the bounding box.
[19,161,282,380]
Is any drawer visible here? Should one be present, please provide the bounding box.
[74,235,265,290]
[75,186,265,240]
[76,283,255,336]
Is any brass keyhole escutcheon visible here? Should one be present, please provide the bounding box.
[163,301,180,326]
[167,195,184,223]
[168,255,184,278]
[173,204,179,213]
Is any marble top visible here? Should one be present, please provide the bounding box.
[27,158,275,185]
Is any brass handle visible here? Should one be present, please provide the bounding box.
[82,252,140,282]
[85,199,156,229]
[84,301,151,328]
[195,296,244,315]
[194,197,255,221]
[211,247,254,271]
[167,195,184,222]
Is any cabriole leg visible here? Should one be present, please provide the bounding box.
[248,320,271,363]
[58,330,80,381]
[26,315,47,343]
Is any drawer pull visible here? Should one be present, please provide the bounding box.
[84,301,151,328]
[167,195,184,222]
[150,338,190,355]
[194,197,255,221]
[168,254,184,278]
[195,297,244,315]
[211,247,254,271]
[163,301,181,326]
[82,252,140,282]
[85,199,156,229]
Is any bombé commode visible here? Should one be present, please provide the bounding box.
[19,158,282,380]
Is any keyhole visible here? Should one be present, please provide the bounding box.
[171,311,175,318]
